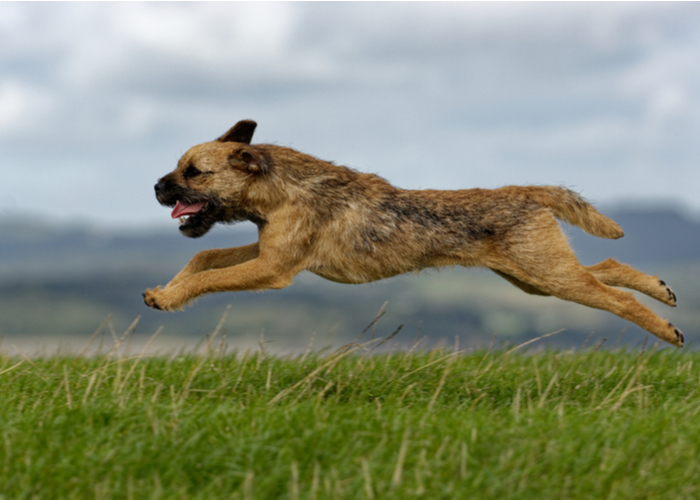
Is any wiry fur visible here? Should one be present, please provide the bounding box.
[143,120,684,347]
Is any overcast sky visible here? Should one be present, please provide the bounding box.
[2,2,699,230]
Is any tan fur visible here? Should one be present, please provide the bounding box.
[143,120,684,347]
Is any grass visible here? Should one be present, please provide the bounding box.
[1,322,699,499]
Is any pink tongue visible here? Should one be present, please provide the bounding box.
[171,201,206,219]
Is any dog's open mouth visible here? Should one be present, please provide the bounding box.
[171,200,207,226]
[169,200,216,237]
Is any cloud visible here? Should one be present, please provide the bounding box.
[1,2,699,226]
[3,3,698,137]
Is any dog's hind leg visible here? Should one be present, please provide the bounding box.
[486,211,683,347]
[585,258,677,307]
[534,267,683,347]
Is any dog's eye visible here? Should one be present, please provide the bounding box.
[183,165,202,179]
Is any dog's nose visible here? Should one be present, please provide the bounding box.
[154,182,162,194]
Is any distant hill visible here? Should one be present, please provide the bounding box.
[3,208,698,279]
[0,218,257,281]
[1,208,699,346]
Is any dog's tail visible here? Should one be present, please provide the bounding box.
[526,186,624,239]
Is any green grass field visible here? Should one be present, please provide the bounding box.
[1,328,699,499]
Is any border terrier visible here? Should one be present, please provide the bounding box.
[143,119,683,347]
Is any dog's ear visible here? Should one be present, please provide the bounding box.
[217,120,257,144]
[230,147,270,175]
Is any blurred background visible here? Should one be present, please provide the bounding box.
[2,2,699,353]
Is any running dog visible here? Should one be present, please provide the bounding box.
[143,120,683,347]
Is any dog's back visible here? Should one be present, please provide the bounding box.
[282,154,619,283]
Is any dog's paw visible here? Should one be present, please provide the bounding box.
[659,279,677,307]
[143,286,187,311]
[668,322,684,348]
[143,287,164,310]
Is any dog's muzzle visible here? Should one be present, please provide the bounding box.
[154,179,174,204]
[153,178,185,207]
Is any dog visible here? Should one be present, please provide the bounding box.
[143,119,684,347]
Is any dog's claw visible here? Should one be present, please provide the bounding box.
[676,329,684,345]
[659,279,677,306]
[143,290,162,310]
[668,322,684,347]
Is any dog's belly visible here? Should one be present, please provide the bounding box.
[306,240,471,285]
[307,252,436,284]
[308,267,380,284]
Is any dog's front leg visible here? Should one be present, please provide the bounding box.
[143,255,296,311]
[165,243,260,289]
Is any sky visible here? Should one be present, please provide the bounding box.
[2,2,700,231]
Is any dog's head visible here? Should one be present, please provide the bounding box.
[154,119,271,238]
